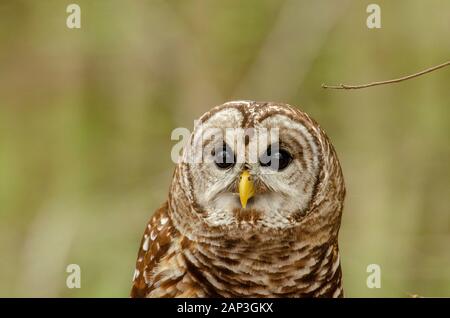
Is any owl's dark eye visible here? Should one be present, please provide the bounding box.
[259,145,292,171]
[213,143,235,169]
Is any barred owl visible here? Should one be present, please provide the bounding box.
[131,101,346,298]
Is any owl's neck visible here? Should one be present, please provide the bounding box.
[170,203,344,297]
[179,230,343,297]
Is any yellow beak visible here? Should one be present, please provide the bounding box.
[239,170,255,208]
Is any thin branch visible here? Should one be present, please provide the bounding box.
[322,60,450,89]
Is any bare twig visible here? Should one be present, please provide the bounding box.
[322,60,450,89]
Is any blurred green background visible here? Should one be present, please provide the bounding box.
[0,0,449,297]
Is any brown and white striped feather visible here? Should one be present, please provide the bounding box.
[131,101,345,298]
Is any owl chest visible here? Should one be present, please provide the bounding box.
[176,244,338,297]
[148,235,341,297]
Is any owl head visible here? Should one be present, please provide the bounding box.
[169,101,345,242]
